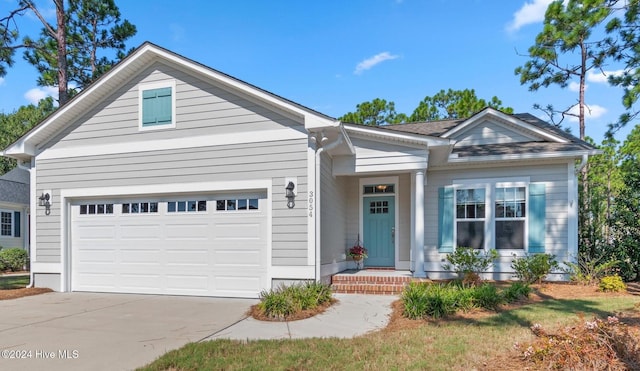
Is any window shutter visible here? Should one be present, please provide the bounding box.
[13,211,20,237]
[438,186,454,253]
[528,183,546,253]
[155,87,172,124]
[142,88,172,126]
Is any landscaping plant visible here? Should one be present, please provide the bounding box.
[502,282,532,302]
[0,248,28,272]
[257,282,332,320]
[511,253,559,284]
[563,254,619,285]
[599,275,627,292]
[442,246,499,281]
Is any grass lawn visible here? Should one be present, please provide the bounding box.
[0,275,29,290]
[139,290,640,371]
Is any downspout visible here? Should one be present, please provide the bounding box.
[575,154,588,173]
[313,135,343,282]
[16,160,35,288]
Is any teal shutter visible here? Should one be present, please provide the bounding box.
[528,183,546,253]
[14,211,20,238]
[142,88,172,126]
[438,186,454,253]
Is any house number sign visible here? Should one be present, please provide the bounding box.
[308,191,314,217]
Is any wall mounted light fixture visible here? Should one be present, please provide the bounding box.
[38,192,51,215]
[285,181,296,209]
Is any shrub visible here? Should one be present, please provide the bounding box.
[442,247,499,280]
[503,282,532,302]
[599,275,627,293]
[402,282,506,319]
[257,282,332,320]
[563,254,619,285]
[511,253,559,284]
[0,248,28,272]
[402,283,459,319]
[472,283,503,310]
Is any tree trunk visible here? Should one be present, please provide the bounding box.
[55,0,68,105]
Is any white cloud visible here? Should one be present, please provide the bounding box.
[24,86,58,104]
[567,104,607,122]
[506,0,554,33]
[587,69,625,84]
[169,23,185,42]
[568,81,584,92]
[354,52,399,75]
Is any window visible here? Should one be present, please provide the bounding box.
[363,184,394,194]
[216,198,259,211]
[167,200,207,213]
[369,200,389,214]
[495,187,526,249]
[122,202,158,214]
[455,189,485,249]
[139,81,175,130]
[79,203,114,215]
[1,211,12,237]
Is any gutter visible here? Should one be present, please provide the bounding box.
[15,160,35,289]
[313,134,343,282]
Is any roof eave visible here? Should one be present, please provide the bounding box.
[448,149,602,163]
[344,123,453,147]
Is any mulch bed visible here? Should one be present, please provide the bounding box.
[0,287,52,300]
[249,298,338,322]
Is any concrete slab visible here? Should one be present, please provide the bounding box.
[206,294,396,341]
[0,292,256,371]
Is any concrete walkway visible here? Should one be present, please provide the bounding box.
[206,294,397,341]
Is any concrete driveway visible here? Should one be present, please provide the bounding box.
[0,292,256,371]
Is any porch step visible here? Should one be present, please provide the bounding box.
[331,271,429,295]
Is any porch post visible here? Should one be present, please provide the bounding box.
[413,170,426,278]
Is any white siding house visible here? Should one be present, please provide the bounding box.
[2,43,598,297]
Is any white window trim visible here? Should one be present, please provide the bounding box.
[138,80,177,131]
[452,177,530,253]
[0,209,14,237]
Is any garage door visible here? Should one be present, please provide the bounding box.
[71,194,268,298]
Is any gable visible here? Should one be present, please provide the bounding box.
[37,61,308,158]
[4,42,337,162]
[451,118,541,146]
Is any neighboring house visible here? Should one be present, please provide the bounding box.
[0,167,30,251]
[1,42,598,298]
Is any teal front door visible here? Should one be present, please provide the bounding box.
[363,196,395,267]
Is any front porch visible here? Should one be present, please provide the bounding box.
[331,269,430,295]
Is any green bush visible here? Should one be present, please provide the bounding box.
[402,282,507,319]
[563,255,619,285]
[511,253,559,284]
[442,247,499,279]
[472,283,503,310]
[503,282,532,302]
[599,275,627,292]
[257,282,332,320]
[0,248,28,272]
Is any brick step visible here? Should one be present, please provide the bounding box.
[331,273,430,295]
[331,283,407,295]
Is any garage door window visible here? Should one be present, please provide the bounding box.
[80,204,114,215]
[122,202,158,214]
[216,198,259,211]
[167,200,207,213]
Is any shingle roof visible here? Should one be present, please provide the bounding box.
[1,168,29,184]
[369,111,596,157]
[0,168,30,205]
[453,141,595,157]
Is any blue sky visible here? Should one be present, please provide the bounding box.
[0,0,635,143]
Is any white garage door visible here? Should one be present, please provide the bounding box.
[71,194,268,298]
